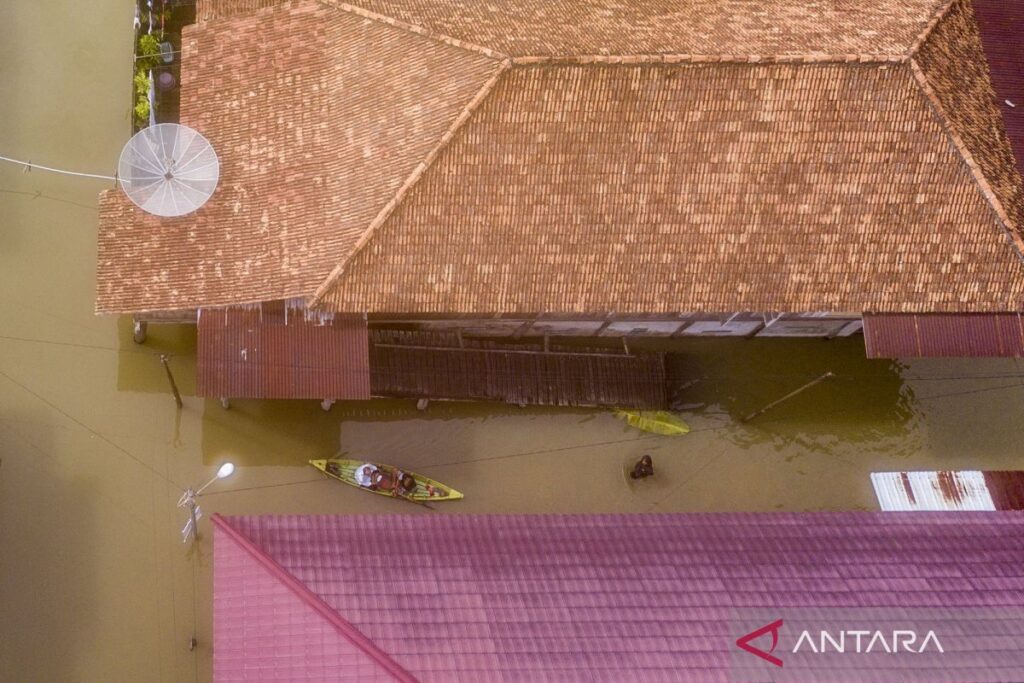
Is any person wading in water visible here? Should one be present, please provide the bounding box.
[630,455,654,480]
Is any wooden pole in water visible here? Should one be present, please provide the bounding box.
[160,354,183,408]
[741,371,834,423]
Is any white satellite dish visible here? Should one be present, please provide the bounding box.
[118,123,219,217]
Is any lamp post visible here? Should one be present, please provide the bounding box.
[177,462,235,543]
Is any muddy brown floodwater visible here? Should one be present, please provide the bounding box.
[3,2,1024,681]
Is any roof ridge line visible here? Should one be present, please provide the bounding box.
[310,59,512,307]
[210,514,418,683]
[906,0,959,58]
[318,0,508,61]
[512,54,907,66]
[909,58,1024,261]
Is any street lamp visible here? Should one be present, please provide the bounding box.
[177,462,235,543]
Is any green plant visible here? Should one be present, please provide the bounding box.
[133,69,150,97]
[136,34,161,71]
[133,66,153,128]
[134,98,151,128]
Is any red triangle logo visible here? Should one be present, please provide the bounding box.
[736,619,784,668]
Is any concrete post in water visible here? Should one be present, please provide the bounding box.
[741,372,834,423]
[160,354,183,408]
[132,319,147,344]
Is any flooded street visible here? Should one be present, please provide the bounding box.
[3,2,1024,681]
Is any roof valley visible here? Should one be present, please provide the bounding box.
[905,0,959,58]
[311,57,511,306]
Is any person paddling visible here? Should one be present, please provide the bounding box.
[370,468,395,491]
[396,473,417,498]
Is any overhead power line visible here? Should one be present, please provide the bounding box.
[0,153,116,181]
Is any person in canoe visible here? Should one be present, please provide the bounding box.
[372,469,417,498]
[395,472,417,498]
[311,458,463,501]
[370,468,394,491]
[352,462,379,488]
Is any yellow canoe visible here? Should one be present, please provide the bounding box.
[309,458,464,502]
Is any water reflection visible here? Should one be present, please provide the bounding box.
[115,316,197,395]
[201,396,600,468]
[652,336,920,454]
[178,331,928,473]
[0,416,97,681]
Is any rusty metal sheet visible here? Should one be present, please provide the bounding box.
[197,301,370,399]
[863,313,1024,358]
[368,330,667,409]
[983,471,1024,511]
[974,0,1024,178]
[873,471,1024,511]
[871,471,996,511]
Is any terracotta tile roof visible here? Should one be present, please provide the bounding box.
[99,0,1024,315]
[301,0,942,59]
[972,0,1024,181]
[196,0,287,22]
[213,512,1024,681]
[914,0,1024,237]
[96,0,502,313]
[324,59,1024,313]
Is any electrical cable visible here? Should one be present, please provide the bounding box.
[0,154,116,181]
[0,367,183,490]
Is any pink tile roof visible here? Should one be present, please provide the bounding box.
[214,518,407,682]
[212,512,1024,682]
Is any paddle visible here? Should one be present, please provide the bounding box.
[395,490,436,511]
[387,468,438,511]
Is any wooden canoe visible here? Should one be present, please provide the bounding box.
[309,458,464,502]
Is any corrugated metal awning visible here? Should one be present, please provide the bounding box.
[197,301,370,400]
[369,330,668,409]
[863,313,1024,358]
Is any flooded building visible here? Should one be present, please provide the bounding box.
[212,512,1024,681]
[96,0,1024,405]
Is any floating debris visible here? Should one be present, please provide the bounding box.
[615,410,690,436]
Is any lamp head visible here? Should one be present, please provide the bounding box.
[216,462,235,479]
